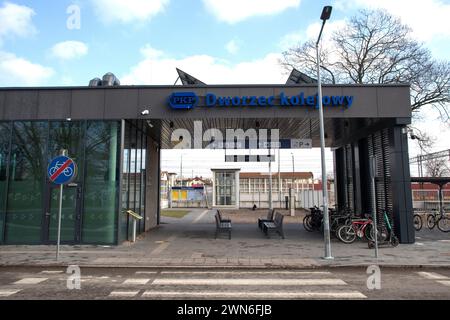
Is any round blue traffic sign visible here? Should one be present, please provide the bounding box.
[47,156,77,185]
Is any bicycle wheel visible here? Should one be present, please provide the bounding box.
[390,235,400,247]
[365,224,386,242]
[427,214,436,230]
[337,225,356,244]
[437,217,450,233]
[303,215,313,232]
[413,214,422,231]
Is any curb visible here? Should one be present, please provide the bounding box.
[1,263,450,270]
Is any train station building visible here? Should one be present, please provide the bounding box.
[0,71,415,245]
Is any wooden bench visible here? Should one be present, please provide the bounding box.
[214,213,232,239]
[258,208,275,230]
[263,212,285,239]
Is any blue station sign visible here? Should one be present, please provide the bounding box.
[168,91,353,109]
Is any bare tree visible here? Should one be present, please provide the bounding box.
[280,9,450,121]
[424,158,450,177]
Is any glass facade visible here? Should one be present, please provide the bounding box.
[215,172,236,206]
[120,120,148,242]
[82,121,120,244]
[6,122,48,244]
[0,123,11,244]
[0,120,121,245]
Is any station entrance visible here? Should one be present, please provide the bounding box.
[0,82,414,245]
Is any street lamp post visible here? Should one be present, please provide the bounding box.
[316,5,333,260]
[290,152,295,216]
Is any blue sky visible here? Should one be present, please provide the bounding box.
[2,0,449,87]
[0,0,449,176]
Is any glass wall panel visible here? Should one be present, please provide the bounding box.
[128,123,137,239]
[0,122,11,243]
[82,121,119,244]
[120,121,130,242]
[215,172,236,206]
[6,122,48,244]
[135,125,142,232]
[139,130,145,233]
[47,121,83,242]
[119,120,148,242]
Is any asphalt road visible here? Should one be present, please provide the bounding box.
[0,266,449,300]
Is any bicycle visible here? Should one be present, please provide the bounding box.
[426,209,439,230]
[303,206,323,232]
[337,215,375,244]
[436,213,450,233]
[329,208,352,236]
[413,213,423,231]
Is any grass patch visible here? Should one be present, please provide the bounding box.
[161,209,191,218]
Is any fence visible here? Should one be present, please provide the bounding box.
[412,189,450,211]
[239,189,336,209]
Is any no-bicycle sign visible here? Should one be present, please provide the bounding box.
[47,155,77,185]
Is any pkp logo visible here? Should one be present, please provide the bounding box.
[169,92,198,109]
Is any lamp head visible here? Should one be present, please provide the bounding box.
[320,6,332,21]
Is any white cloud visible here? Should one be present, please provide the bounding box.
[140,44,164,58]
[51,41,88,60]
[203,0,301,24]
[225,39,239,54]
[278,20,346,55]
[0,2,36,43]
[91,0,169,23]
[0,51,53,86]
[335,0,450,41]
[121,45,286,85]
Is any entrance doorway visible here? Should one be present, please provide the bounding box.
[43,183,82,244]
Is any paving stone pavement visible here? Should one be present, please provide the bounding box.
[0,209,449,269]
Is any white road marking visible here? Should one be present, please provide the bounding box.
[438,240,450,243]
[415,242,424,246]
[193,210,209,223]
[40,271,63,274]
[142,290,366,299]
[135,271,158,274]
[152,278,346,286]
[436,280,450,287]
[109,291,140,297]
[0,289,21,297]
[123,279,150,285]
[417,272,449,280]
[160,271,332,275]
[149,235,177,255]
[14,278,48,285]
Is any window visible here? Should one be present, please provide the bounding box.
[215,172,236,206]
[82,121,120,244]
[0,122,11,243]
[6,122,48,244]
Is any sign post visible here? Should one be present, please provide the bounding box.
[47,150,77,261]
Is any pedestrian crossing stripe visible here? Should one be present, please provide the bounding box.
[123,279,151,285]
[160,271,332,275]
[109,291,140,297]
[141,290,367,299]
[14,278,48,285]
[417,272,449,280]
[152,278,347,286]
[0,289,21,297]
